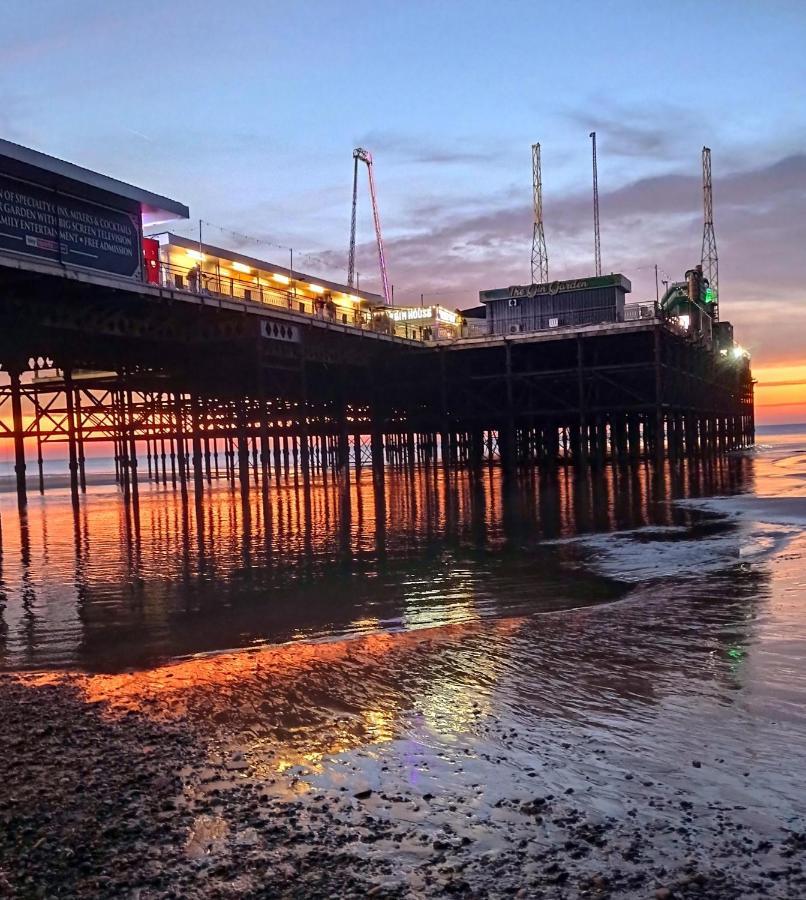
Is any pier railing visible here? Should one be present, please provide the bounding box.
[156,260,459,341]
[158,261,351,319]
[624,301,658,321]
[154,262,700,345]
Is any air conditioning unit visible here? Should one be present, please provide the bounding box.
[509,324,521,334]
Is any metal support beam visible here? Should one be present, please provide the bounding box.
[9,369,27,508]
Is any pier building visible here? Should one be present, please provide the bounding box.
[480,275,632,334]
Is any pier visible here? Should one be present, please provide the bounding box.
[0,140,754,510]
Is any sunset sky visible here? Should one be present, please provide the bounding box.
[2,0,805,424]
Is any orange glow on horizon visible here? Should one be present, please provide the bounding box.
[753,362,806,425]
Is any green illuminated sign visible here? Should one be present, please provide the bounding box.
[704,287,716,304]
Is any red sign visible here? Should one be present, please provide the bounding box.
[142,237,160,284]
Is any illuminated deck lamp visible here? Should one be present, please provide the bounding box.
[338,293,362,305]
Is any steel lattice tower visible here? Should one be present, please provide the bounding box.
[701,146,719,320]
[590,132,602,277]
[530,143,548,284]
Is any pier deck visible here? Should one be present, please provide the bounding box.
[0,247,754,510]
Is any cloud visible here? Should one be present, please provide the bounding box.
[561,99,704,160]
[353,131,498,165]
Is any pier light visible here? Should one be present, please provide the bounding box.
[272,273,290,284]
[339,292,361,303]
[308,283,325,294]
[732,345,746,359]
[186,249,205,261]
[232,261,251,274]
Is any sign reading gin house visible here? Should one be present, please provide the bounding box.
[0,173,141,278]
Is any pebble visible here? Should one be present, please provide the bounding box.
[1,667,803,900]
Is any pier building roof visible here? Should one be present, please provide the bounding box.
[0,138,189,226]
[151,231,382,320]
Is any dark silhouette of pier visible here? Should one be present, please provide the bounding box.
[0,138,754,511]
[0,253,754,511]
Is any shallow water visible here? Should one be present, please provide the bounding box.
[0,447,758,672]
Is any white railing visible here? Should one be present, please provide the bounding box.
[623,301,659,321]
[460,319,492,338]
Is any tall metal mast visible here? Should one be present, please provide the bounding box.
[348,153,360,290]
[590,131,602,277]
[530,142,548,284]
[347,147,392,306]
[701,146,719,320]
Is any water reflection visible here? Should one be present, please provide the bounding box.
[0,454,754,672]
[37,559,780,796]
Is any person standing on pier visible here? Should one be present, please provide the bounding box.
[187,264,200,293]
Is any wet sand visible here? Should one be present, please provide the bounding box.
[1,437,805,897]
[2,584,806,898]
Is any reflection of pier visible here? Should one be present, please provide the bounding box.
[0,454,756,671]
[0,140,754,510]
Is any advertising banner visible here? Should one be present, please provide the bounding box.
[0,173,141,278]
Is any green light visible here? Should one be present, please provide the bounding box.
[704,287,716,304]
[727,647,745,660]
